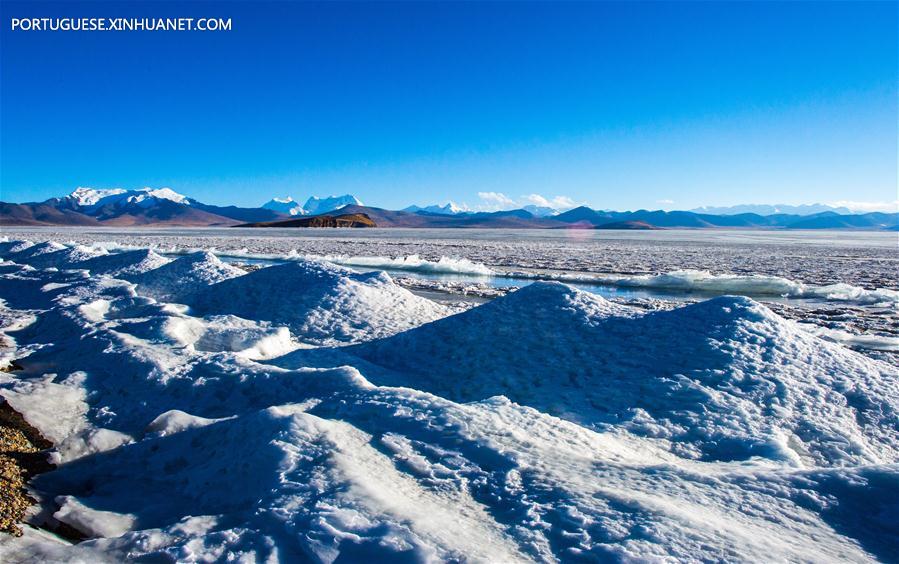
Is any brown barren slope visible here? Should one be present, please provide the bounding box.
[238,212,377,228]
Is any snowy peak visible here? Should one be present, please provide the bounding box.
[404,202,468,215]
[262,197,306,216]
[67,187,127,207]
[261,194,364,216]
[302,194,363,215]
[522,205,559,217]
[64,187,189,211]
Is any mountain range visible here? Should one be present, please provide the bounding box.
[690,203,856,216]
[262,195,364,216]
[2,188,897,230]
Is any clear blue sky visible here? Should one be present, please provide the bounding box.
[1,1,896,211]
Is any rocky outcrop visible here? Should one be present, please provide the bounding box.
[238,213,376,228]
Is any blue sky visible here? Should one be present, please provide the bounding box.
[1,1,896,211]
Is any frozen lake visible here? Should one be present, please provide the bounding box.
[5,226,897,286]
[4,227,898,356]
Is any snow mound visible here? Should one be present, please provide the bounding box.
[351,282,899,466]
[0,240,35,258]
[74,249,172,278]
[3,241,67,263]
[23,245,108,269]
[191,261,450,345]
[118,314,298,360]
[131,251,244,302]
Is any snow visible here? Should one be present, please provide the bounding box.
[0,240,36,258]
[2,241,67,263]
[302,194,363,215]
[130,251,245,302]
[73,248,171,277]
[64,187,189,211]
[341,282,898,466]
[0,238,896,562]
[522,204,559,217]
[191,260,450,345]
[66,187,127,207]
[263,194,364,216]
[20,245,108,269]
[404,202,468,215]
[262,196,306,216]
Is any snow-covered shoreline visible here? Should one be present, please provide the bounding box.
[0,238,896,562]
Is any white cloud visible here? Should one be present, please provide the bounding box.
[477,191,516,206]
[523,194,551,207]
[477,192,517,210]
[522,194,577,210]
[656,199,674,205]
[827,200,898,213]
[478,192,579,212]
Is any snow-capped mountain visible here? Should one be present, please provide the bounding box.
[691,203,854,216]
[302,194,363,215]
[66,187,127,207]
[522,204,559,217]
[262,197,306,216]
[62,187,189,210]
[403,202,468,215]
[38,187,239,226]
[262,194,364,216]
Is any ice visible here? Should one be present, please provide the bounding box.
[0,237,897,562]
[798,323,899,352]
[599,270,899,307]
[301,253,496,275]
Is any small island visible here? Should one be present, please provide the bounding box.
[237,213,376,228]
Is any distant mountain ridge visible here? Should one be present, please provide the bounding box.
[2,188,896,230]
[691,203,857,216]
[403,202,468,215]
